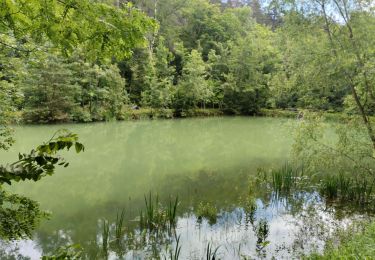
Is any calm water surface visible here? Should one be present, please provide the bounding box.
[0,117,368,259]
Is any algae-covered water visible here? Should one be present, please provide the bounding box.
[0,117,370,259]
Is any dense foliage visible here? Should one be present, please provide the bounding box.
[1,0,375,255]
[0,0,153,242]
[1,0,374,122]
[308,221,375,259]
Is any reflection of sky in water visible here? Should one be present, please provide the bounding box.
[3,192,367,259]
[166,192,340,260]
[1,240,42,260]
[0,118,367,259]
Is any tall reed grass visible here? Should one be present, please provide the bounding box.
[271,163,303,193]
[320,173,374,204]
[139,192,179,232]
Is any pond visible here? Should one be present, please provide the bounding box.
[0,117,371,259]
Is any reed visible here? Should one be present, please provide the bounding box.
[196,202,218,225]
[338,172,351,198]
[167,196,179,228]
[255,219,270,252]
[102,219,110,256]
[168,235,181,260]
[115,209,125,242]
[271,163,301,193]
[320,173,374,204]
[144,192,156,230]
[206,242,220,260]
[140,192,179,232]
[320,175,339,199]
[351,178,373,204]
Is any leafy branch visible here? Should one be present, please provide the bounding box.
[0,130,84,185]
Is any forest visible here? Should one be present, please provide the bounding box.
[1,0,374,123]
[1,0,375,259]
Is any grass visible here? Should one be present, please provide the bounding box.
[115,209,125,242]
[164,235,182,260]
[271,163,303,193]
[307,221,375,259]
[102,219,110,256]
[320,175,339,199]
[167,196,179,228]
[196,202,218,225]
[206,242,220,260]
[319,173,374,204]
[99,209,127,258]
[255,219,270,252]
[259,108,371,122]
[140,192,179,232]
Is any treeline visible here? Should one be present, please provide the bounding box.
[1,0,375,123]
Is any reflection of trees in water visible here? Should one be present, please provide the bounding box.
[4,178,374,258]
[0,240,35,260]
[0,188,374,259]
[31,167,255,255]
[255,219,270,258]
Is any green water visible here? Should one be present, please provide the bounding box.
[1,116,292,212]
[1,117,366,259]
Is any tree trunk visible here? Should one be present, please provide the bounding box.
[318,0,375,151]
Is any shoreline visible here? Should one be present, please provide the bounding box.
[8,108,367,125]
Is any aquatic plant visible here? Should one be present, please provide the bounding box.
[271,163,302,193]
[144,192,156,230]
[115,209,125,242]
[196,202,218,225]
[338,173,351,198]
[205,242,220,260]
[165,235,182,260]
[140,192,179,232]
[102,219,110,256]
[320,176,339,199]
[319,173,374,204]
[238,195,257,226]
[42,244,82,260]
[167,196,179,228]
[255,219,270,252]
[349,178,373,204]
[307,221,375,259]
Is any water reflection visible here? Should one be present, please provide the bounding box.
[3,190,372,259]
[0,118,371,258]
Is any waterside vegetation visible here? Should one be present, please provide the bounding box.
[1,0,375,259]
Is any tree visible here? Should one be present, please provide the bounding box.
[318,0,375,152]
[269,11,348,110]
[0,0,152,242]
[142,38,175,109]
[249,0,267,24]
[0,0,155,61]
[22,54,128,123]
[179,0,254,58]
[275,0,375,176]
[97,64,127,119]
[22,54,80,123]
[285,0,375,153]
[174,49,213,111]
[222,26,277,114]
[0,47,25,149]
